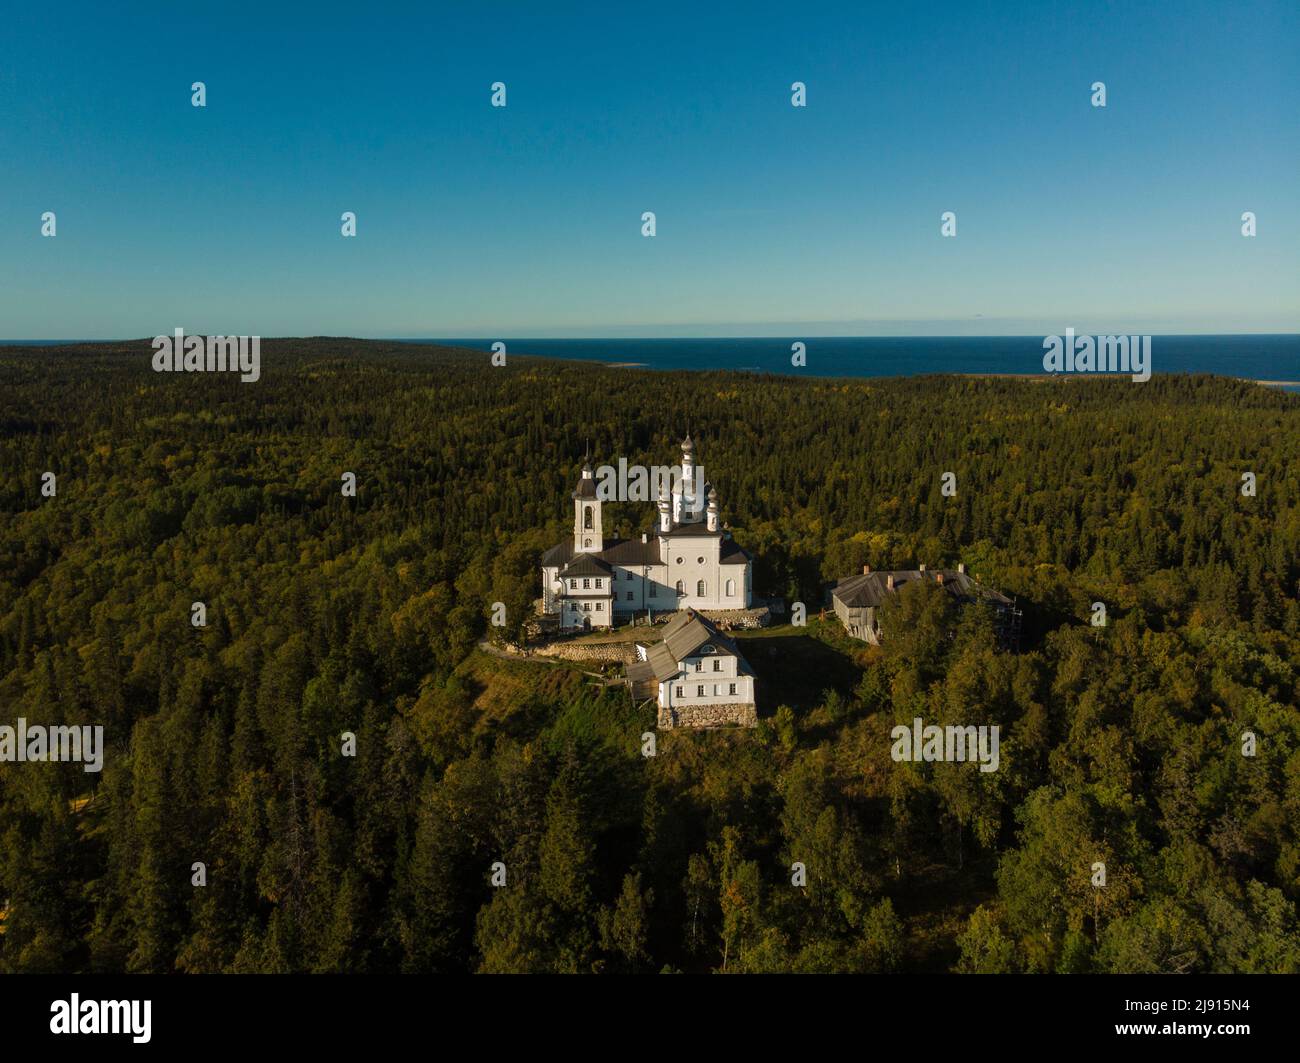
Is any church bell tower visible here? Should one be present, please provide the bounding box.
[573,458,603,553]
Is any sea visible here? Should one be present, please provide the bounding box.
[7,335,1298,390]
[429,335,1300,390]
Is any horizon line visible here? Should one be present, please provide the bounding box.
[3,331,1299,346]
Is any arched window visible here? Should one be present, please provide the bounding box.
[725,578,735,597]
[675,580,684,595]
[584,506,593,529]
[696,580,706,597]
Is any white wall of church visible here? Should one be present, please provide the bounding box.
[661,536,749,610]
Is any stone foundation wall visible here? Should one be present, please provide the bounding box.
[532,642,637,664]
[658,702,757,729]
[697,606,771,630]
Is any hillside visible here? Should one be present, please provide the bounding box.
[0,339,1297,973]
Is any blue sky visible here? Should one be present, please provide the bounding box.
[1,0,1296,338]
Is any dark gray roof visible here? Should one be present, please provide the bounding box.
[543,537,664,569]
[601,538,664,566]
[572,476,598,500]
[560,553,613,578]
[719,538,750,565]
[832,570,1013,610]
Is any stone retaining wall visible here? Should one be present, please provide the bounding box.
[532,642,637,664]
[657,702,758,729]
[697,606,771,630]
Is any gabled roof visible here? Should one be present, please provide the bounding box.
[542,536,665,569]
[626,610,749,684]
[560,553,613,578]
[601,538,664,566]
[832,569,1013,609]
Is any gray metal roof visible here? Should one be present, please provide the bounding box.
[632,610,747,683]
[560,553,613,578]
[832,569,1013,609]
[543,536,665,569]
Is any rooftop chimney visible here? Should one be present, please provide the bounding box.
[862,564,871,575]
[919,563,926,573]
[642,533,648,543]
[936,573,945,586]
[886,575,896,591]
[958,563,966,574]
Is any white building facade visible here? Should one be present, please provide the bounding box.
[541,436,753,630]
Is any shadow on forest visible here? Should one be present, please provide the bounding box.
[739,634,864,719]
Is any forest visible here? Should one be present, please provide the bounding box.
[0,338,1297,973]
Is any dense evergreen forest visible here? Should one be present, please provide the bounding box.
[1,339,1298,973]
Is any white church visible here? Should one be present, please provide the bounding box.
[540,436,754,631]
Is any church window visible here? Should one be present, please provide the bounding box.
[569,580,577,591]
[675,580,684,595]
[584,538,591,547]
[675,686,683,699]
[583,603,590,612]
[696,580,706,597]
[726,579,735,597]
[694,661,702,672]
[713,660,721,671]
[729,683,737,696]
[626,591,633,601]
[697,685,705,697]
[649,584,658,598]
[697,556,704,564]
[596,602,602,611]
[594,579,601,588]
[583,578,590,589]
[584,507,593,529]
[675,557,682,564]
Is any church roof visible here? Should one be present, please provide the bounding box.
[543,534,747,567]
[602,538,665,566]
[719,538,751,565]
[543,536,665,569]
[560,553,613,578]
[572,475,598,500]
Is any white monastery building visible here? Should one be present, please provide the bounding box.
[541,436,753,631]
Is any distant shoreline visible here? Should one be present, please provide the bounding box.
[595,363,1299,387]
[3,338,1296,390]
